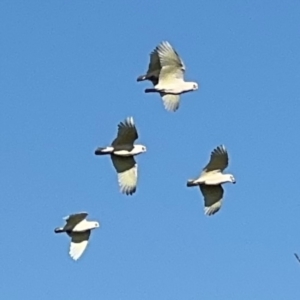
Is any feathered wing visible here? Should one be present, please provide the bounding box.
[63,212,88,231]
[156,41,185,71]
[156,41,185,83]
[112,117,138,148]
[147,50,161,83]
[111,155,138,195]
[137,49,161,85]
[68,230,91,261]
[202,145,229,174]
[161,94,180,112]
[200,184,224,216]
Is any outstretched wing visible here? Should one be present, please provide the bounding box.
[145,49,161,85]
[68,230,91,261]
[111,155,138,195]
[202,145,229,173]
[161,94,180,112]
[156,41,185,82]
[63,212,88,231]
[137,48,161,85]
[112,117,138,148]
[199,184,224,216]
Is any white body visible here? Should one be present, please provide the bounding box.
[114,145,147,156]
[191,172,234,186]
[155,81,198,95]
[71,219,100,232]
[100,144,146,157]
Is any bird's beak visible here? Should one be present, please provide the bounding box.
[233,180,236,184]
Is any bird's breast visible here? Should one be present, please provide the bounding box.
[113,149,134,157]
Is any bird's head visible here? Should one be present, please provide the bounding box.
[192,82,199,90]
[134,144,147,155]
[93,222,100,229]
[182,82,199,94]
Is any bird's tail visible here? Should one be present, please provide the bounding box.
[186,180,198,187]
[94,146,114,155]
[54,227,65,233]
[145,88,158,93]
[137,75,146,82]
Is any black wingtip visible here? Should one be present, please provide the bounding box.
[125,188,136,196]
[294,253,300,264]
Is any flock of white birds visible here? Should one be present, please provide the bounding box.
[54,41,236,261]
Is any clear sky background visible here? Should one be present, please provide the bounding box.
[1,1,300,299]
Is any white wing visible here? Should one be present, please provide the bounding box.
[117,163,138,195]
[69,231,91,261]
[156,41,185,83]
[200,185,224,216]
[204,200,222,216]
[161,94,180,112]
[156,41,185,71]
[111,155,138,195]
[202,145,229,174]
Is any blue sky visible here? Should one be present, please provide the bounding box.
[1,0,300,299]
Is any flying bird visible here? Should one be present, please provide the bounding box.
[54,212,100,261]
[186,145,236,216]
[94,117,146,195]
[137,41,199,112]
